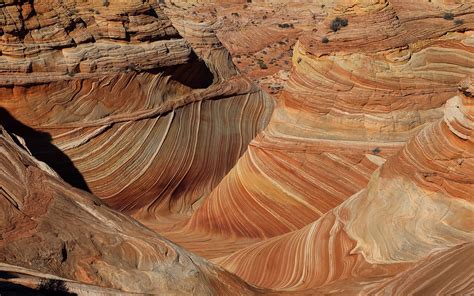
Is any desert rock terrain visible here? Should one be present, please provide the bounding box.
[0,0,472,294]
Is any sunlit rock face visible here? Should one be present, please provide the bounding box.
[162,1,327,95]
[215,77,474,293]
[0,128,260,294]
[0,1,272,292]
[0,0,274,223]
[162,0,473,260]
[0,0,188,84]
[1,0,473,294]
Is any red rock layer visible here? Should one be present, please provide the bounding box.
[0,0,187,84]
[215,77,474,292]
[0,0,274,223]
[301,0,473,56]
[381,82,474,202]
[0,127,261,294]
[215,212,409,291]
[1,72,272,221]
[163,2,325,94]
[365,243,474,295]
[165,0,474,258]
[314,243,474,295]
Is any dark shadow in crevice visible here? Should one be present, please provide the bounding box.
[145,51,214,89]
[0,282,42,296]
[0,281,77,296]
[0,271,18,279]
[0,108,91,193]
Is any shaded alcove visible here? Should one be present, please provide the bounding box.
[0,107,91,193]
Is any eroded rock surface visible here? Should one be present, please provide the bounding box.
[161,0,474,260]
[1,0,473,294]
[0,0,274,225]
[0,127,260,294]
[215,77,474,293]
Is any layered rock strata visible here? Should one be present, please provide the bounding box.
[0,127,260,294]
[163,0,474,258]
[1,0,473,294]
[0,0,274,224]
[216,77,474,292]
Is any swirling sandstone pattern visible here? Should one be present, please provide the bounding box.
[166,0,473,259]
[1,0,473,294]
[0,127,259,294]
[365,243,474,295]
[216,78,474,292]
[0,0,274,223]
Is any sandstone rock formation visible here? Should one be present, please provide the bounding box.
[0,0,188,84]
[0,0,274,225]
[161,0,474,260]
[0,0,270,294]
[215,76,474,293]
[162,1,323,94]
[0,126,259,294]
[0,262,134,295]
[1,0,473,294]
